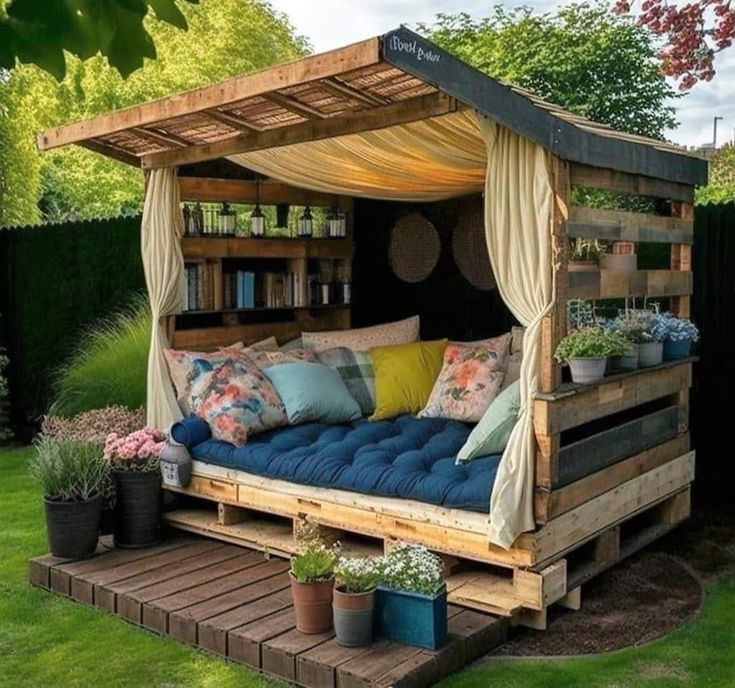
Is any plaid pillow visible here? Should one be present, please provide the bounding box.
[317,347,375,416]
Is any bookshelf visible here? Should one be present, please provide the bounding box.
[169,183,355,351]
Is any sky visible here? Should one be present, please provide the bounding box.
[270,0,735,148]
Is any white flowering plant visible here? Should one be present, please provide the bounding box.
[335,556,383,594]
[291,538,339,583]
[380,544,444,597]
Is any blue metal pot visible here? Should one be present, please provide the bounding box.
[374,584,447,650]
[663,339,692,361]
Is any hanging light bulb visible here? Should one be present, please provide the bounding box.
[250,179,265,238]
[298,204,313,238]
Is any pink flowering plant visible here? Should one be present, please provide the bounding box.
[104,427,166,472]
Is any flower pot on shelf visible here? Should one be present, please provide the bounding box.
[609,343,639,372]
[638,341,664,367]
[567,357,608,384]
[374,584,447,650]
[600,253,637,271]
[44,494,101,559]
[333,587,375,647]
[112,469,161,548]
[290,573,334,634]
[663,339,692,361]
[568,260,599,272]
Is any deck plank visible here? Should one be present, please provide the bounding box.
[30,535,510,688]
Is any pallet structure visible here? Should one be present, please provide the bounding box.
[35,25,704,635]
[29,536,509,688]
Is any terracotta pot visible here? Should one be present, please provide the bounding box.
[333,587,375,647]
[290,573,334,634]
[568,260,599,272]
[600,253,637,272]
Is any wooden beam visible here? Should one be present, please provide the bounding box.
[37,37,381,151]
[534,433,691,522]
[263,92,328,120]
[569,163,695,203]
[79,140,140,167]
[540,157,570,392]
[320,76,388,107]
[568,206,694,244]
[131,127,190,149]
[534,360,692,436]
[203,109,261,132]
[533,451,695,564]
[177,177,349,208]
[669,201,694,317]
[567,269,692,300]
[141,92,458,169]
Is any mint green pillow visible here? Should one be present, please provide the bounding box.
[456,380,520,462]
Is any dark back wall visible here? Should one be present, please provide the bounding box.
[352,196,517,341]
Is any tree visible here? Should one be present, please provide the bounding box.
[614,0,735,90]
[420,2,679,140]
[0,0,309,226]
[0,0,198,79]
[696,144,735,204]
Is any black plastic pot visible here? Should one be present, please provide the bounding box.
[112,469,162,548]
[44,494,101,559]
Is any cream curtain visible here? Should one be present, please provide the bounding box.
[141,167,185,429]
[475,115,554,549]
[229,111,486,201]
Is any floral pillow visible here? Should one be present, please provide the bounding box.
[419,334,511,423]
[164,349,250,416]
[192,357,287,446]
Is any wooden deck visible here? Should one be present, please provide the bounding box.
[29,535,509,688]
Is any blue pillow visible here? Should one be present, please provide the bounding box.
[170,416,211,448]
[264,362,362,426]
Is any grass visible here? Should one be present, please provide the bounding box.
[2,445,734,687]
[49,296,150,418]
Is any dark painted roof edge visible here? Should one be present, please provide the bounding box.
[381,26,708,187]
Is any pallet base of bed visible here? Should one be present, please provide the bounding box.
[163,450,694,628]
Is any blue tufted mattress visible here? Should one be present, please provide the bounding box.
[172,415,502,513]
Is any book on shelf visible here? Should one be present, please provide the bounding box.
[183,260,221,312]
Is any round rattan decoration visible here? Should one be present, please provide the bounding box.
[388,213,441,283]
[452,204,496,291]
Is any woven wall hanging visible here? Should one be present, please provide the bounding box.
[388,213,441,283]
[452,203,496,291]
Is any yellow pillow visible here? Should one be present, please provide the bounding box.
[369,340,448,421]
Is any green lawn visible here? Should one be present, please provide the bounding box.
[1,445,734,688]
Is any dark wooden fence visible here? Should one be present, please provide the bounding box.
[691,202,735,504]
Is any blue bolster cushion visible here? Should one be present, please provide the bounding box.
[170,416,211,448]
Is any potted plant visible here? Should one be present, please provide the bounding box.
[29,435,109,559]
[374,544,447,650]
[290,534,338,634]
[554,327,630,384]
[104,428,166,548]
[568,238,602,272]
[600,241,637,272]
[659,314,699,360]
[333,556,382,647]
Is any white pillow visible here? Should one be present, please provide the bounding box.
[302,316,420,353]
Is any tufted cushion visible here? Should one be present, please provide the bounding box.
[189,415,501,512]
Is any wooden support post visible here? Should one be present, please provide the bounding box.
[293,516,343,546]
[656,488,691,525]
[670,201,693,317]
[540,157,571,394]
[512,607,548,631]
[513,560,567,611]
[218,502,245,526]
[557,586,582,611]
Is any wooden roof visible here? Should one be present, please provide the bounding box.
[37,27,708,186]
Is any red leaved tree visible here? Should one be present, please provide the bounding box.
[615,0,734,89]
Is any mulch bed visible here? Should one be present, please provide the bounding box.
[495,551,702,656]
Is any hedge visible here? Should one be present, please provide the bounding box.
[0,216,145,428]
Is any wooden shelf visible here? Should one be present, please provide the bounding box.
[182,236,354,261]
[567,269,692,300]
[179,304,351,316]
[536,357,697,402]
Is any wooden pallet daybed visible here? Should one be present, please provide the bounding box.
[37,27,706,630]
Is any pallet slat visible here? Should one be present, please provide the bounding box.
[567,269,692,300]
[568,206,693,244]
